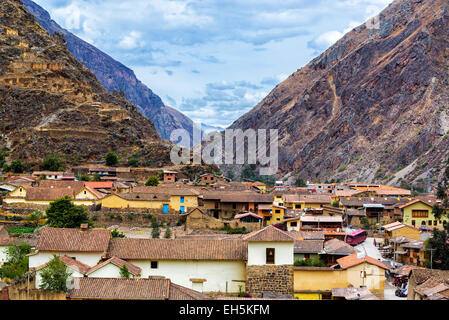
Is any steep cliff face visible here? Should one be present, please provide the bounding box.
[0,0,172,167]
[21,0,197,142]
[230,0,449,186]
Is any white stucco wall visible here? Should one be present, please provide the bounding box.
[0,245,9,266]
[129,260,247,293]
[29,252,103,269]
[87,263,136,279]
[247,242,294,266]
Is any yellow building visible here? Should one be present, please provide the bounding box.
[100,193,170,211]
[267,205,287,225]
[294,253,388,300]
[383,222,421,241]
[400,200,448,230]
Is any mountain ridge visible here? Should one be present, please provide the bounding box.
[229,0,449,188]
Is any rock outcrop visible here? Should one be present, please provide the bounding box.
[0,0,172,167]
[21,0,197,143]
[229,0,449,186]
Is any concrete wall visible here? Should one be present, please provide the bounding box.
[247,242,293,266]
[129,259,246,294]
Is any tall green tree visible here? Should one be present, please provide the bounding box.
[119,264,131,278]
[39,255,72,292]
[164,226,172,239]
[42,155,64,171]
[0,242,32,280]
[145,176,160,186]
[152,220,161,239]
[46,197,91,228]
[10,160,23,173]
[428,227,449,270]
[105,152,118,166]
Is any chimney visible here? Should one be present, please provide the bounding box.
[80,223,88,231]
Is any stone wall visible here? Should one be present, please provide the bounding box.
[246,265,294,298]
[90,209,182,227]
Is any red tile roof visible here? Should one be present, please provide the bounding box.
[36,227,111,252]
[337,253,389,270]
[107,238,247,261]
[84,181,114,189]
[67,278,211,300]
[243,225,295,242]
[87,257,141,276]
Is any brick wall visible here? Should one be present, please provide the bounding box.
[246,265,294,298]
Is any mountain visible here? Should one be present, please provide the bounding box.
[21,0,197,143]
[201,123,225,134]
[229,0,449,187]
[0,0,172,167]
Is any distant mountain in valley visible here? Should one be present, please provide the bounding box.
[229,0,449,188]
[22,0,198,143]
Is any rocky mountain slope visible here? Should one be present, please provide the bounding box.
[21,0,197,143]
[229,0,449,187]
[0,0,172,167]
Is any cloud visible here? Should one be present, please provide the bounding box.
[308,30,344,52]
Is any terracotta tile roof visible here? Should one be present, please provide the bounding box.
[390,265,425,276]
[334,190,364,197]
[34,256,91,274]
[243,225,295,242]
[331,287,379,300]
[234,212,263,220]
[375,188,411,196]
[399,199,434,209]
[294,240,324,253]
[202,191,273,203]
[87,256,141,276]
[300,215,343,223]
[84,181,114,189]
[107,238,247,260]
[323,239,356,256]
[169,283,212,300]
[299,194,333,204]
[67,278,171,300]
[415,279,449,297]
[25,188,78,201]
[36,227,111,252]
[287,231,325,240]
[38,180,85,190]
[410,269,449,286]
[337,253,389,270]
[283,194,301,203]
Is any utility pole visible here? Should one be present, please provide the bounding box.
[426,248,436,269]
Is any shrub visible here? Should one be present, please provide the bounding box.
[128,158,139,167]
[105,152,118,166]
[127,212,135,220]
[111,229,125,238]
[145,176,159,186]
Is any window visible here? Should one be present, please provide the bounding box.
[151,261,158,269]
[412,220,416,226]
[412,210,429,218]
[291,222,297,227]
[266,248,275,264]
[180,196,185,203]
[428,220,432,226]
[275,210,281,214]
[180,206,185,213]
[232,203,237,209]
[434,221,438,226]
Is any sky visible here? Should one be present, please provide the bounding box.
[33,0,392,129]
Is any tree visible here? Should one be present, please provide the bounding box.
[428,227,449,270]
[128,158,139,167]
[111,229,125,238]
[39,255,72,292]
[0,242,32,280]
[431,158,449,221]
[164,226,172,239]
[105,152,118,166]
[226,166,236,181]
[43,155,64,171]
[92,173,102,181]
[119,264,131,278]
[46,197,91,228]
[332,200,340,208]
[152,220,161,239]
[145,176,159,186]
[295,176,307,187]
[76,174,91,181]
[240,164,257,181]
[361,217,370,230]
[10,160,23,173]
